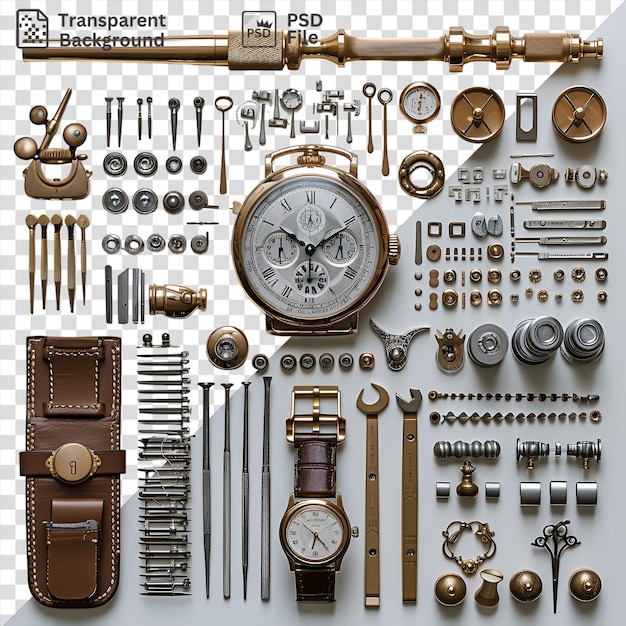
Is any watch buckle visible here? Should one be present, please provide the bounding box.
[286,385,346,443]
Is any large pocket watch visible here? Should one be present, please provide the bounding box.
[232,145,400,335]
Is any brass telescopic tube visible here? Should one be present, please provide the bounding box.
[22,27,602,72]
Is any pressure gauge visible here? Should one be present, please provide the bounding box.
[399,82,441,131]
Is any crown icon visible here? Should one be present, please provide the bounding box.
[257,19,272,28]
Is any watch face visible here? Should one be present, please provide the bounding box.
[400,82,441,125]
[233,168,389,327]
[280,500,350,565]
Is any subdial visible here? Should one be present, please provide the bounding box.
[264,232,299,267]
[293,260,329,297]
[297,206,325,235]
[323,231,358,265]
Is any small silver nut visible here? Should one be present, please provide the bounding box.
[299,353,316,370]
[338,353,354,369]
[319,353,334,370]
[251,354,269,371]
[280,354,297,371]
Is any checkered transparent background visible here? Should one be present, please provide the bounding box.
[0,0,621,622]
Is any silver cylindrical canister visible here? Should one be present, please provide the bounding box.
[561,317,605,364]
[512,316,563,365]
[467,323,509,366]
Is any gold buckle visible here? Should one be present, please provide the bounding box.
[286,386,346,443]
[45,443,101,483]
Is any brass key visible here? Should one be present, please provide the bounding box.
[377,88,393,176]
[396,388,422,603]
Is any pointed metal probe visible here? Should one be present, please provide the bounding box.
[26,215,37,314]
[64,215,76,313]
[137,98,143,140]
[147,96,153,139]
[116,97,124,147]
[105,97,113,147]
[169,98,180,150]
[194,97,205,147]
[51,213,62,310]
[37,214,49,309]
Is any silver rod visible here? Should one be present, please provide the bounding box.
[222,383,233,599]
[241,381,251,600]
[261,376,272,601]
[199,382,214,598]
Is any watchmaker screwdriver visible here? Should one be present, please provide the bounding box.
[105,96,113,147]
[64,214,76,313]
[51,214,63,310]
[37,214,49,309]
[194,97,204,147]
[77,214,89,305]
[117,97,124,148]
[260,376,272,601]
[25,215,37,314]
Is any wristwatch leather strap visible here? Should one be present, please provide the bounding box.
[294,433,337,498]
[295,568,336,602]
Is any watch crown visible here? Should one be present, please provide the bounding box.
[351,526,359,538]
[388,234,401,265]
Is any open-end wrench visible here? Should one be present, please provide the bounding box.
[356,383,389,608]
[395,388,422,603]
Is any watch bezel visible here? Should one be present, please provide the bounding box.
[279,497,352,567]
[232,158,391,331]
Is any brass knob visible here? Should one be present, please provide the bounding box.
[510,569,542,603]
[569,568,601,602]
[434,573,466,606]
[474,568,504,607]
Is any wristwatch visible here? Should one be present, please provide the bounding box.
[279,386,358,602]
[232,145,400,335]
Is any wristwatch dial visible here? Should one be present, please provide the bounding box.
[280,500,350,565]
[233,168,390,329]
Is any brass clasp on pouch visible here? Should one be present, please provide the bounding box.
[45,443,101,483]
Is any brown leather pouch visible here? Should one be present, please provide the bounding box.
[20,336,125,608]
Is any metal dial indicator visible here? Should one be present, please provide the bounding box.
[399,82,441,130]
[263,232,299,267]
[283,505,346,563]
[323,231,358,265]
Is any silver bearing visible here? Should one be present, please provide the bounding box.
[124,234,144,255]
[103,152,127,177]
[251,354,269,371]
[168,234,187,253]
[163,191,185,215]
[102,187,129,214]
[190,155,208,174]
[165,156,183,174]
[134,151,158,176]
[191,234,209,254]
[102,234,121,254]
[189,190,209,210]
[146,233,166,252]
[319,353,335,370]
[338,353,354,369]
[133,188,158,214]
[467,324,508,367]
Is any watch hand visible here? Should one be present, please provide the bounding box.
[279,225,307,247]
[315,224,349,250]
[313,532,330,552]
[278,236,285,261]
[336,234,344,260]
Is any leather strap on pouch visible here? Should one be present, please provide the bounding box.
[22,336,124,608]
